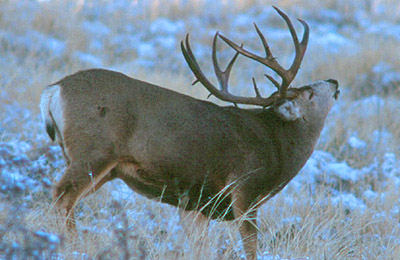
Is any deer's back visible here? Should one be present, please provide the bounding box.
[57,69,264,157]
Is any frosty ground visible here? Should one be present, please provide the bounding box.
[1,0,400,259]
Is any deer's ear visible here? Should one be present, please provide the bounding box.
[274,100,302,121]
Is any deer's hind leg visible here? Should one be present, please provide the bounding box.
[53,159,118,230]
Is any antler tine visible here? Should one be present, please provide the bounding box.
[181,34,221,96]
[253,23,273,58]
[289,18,309,74]
[272,6,309,93]
[252,77,261,98]
[264,74,280,90]
[273,6,299,47]
[212,32,241,93]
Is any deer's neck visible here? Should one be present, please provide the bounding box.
[261,110,324,177]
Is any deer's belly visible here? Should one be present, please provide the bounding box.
[116,162,235,220]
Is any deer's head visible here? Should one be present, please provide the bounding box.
[273,79,339,122]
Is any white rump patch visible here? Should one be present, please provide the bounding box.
[40,86,53,127]
[40,84,65,141]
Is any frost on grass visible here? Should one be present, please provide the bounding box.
[291,150,400,212]
[356,62,400,97]
[1,0,400,259]
[0,103,65,258]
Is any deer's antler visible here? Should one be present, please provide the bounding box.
[181,6,309,106]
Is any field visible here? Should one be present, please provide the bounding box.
[1,0,400,259]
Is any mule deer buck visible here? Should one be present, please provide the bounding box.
[40,6,339,259]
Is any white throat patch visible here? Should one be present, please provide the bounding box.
[275,100,301,121]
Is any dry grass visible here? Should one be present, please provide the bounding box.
[10,180,400,259]
[1,0,400,259]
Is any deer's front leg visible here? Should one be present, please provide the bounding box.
[238,217,257,260]
[232,191,258,260]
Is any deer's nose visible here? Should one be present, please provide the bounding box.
[325,79,340,99]
[325,79,338,88]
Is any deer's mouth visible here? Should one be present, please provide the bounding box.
[333,89,340,100]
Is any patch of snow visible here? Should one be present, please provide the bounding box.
[311,31,357,54]
[326,162,361,183]
[354,10,372,28]
[294,150,337,185]
[0,30,66,57]
[381,71,400,86]
[331,193,366,212]
[150,18,184,35]
[88,39,104,52]
[349,95,385,118]
[317,9,344,24]
[72,251,89,259]
[110,179,135,201]
[44,37,66,57]
[366,62,400,94]
[373,62,393,75]
[259,252,285,260]
[136,42,156,58]
[390,206,400,216]
[34,231,60,245]
[372,129,393,147]
[82,20,110,37]
[281,216,302,226]
[348,134,367,150]
[363,190,378,201]
[382,153,400,178]
[109,34,142,54]
[231,13,254,28]
[367,22,400,41]
[154,35,176,50]
[372,212,387,221]
[73,51,103,67]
